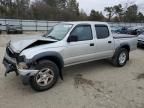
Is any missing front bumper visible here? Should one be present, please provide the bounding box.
[3,58,18,76]
[3,58,38,85]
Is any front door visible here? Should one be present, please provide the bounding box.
[63,24,96,66]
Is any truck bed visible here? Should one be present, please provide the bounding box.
[112,33,137,39]
[112,33,138,51]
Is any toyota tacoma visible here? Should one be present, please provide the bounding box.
[3,22,137,91]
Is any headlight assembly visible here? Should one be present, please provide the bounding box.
[17,56,28,69]
[17,55,26,62]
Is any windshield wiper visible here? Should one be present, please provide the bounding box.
[46,35,59,40]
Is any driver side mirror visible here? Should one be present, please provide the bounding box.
[67,35,78,42]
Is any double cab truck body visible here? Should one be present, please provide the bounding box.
[3,22,137,91]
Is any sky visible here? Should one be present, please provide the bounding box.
[77,0,144,14]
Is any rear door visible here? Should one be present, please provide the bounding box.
[94,24,115,58]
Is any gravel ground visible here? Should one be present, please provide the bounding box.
[0,33,144,108]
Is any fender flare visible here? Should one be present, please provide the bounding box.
[113,43,130,60]
[26,51,64,80]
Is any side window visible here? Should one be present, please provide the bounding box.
[95,25,109,39]
[70,25,93,41]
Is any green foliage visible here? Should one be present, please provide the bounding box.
[124,4,138,22]
[78,9,88,21]
[104,4,144,22]
[113,4,124,21]
[137,12,144,22]
[89,10,104,21]
[104,7,115,21]
[0,0,143,22]
[0,0,30,18]
[30,0,81,20]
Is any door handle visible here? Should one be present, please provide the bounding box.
[108,41,112,43]
[90,43,94,46]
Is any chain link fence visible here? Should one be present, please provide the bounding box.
[0,19,144,31]
[0,19,60,31]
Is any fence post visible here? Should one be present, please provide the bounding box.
[36,20,37,32]
[5,18,7,31]
[21,19,23,31]
[47,21,48,31]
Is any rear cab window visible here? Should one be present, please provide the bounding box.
[95,25,110,39]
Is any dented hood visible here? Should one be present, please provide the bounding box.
[9,35,57,53]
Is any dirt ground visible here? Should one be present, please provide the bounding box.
[0,32,144,108]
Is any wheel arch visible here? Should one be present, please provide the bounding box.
[120,44,130,52]
[113,43,130,60]
[29,51,64,80]
[115,43,130,53]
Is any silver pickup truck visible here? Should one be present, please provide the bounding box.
[3,21,137,91]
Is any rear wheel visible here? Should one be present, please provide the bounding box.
[30,60,59,91]
[112,48,129,67]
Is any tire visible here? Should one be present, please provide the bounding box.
[112,48,129,67]
[30,60,59,91]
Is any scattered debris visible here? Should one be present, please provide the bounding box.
[137,86,144,90]
[74,74,112,94]
[137,73,144,80]
[74,74,95,88]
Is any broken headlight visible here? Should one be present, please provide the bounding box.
[18,62,28,69]
[17,55,26,63]
[17,56,28,69]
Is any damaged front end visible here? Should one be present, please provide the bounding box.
[3,37,57,85]
[3,58,18,76]
[3,43,39,85]
[3,45,19,76]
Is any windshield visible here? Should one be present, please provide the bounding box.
[44,23,73,40]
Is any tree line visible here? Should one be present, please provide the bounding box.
[0,0,144,22]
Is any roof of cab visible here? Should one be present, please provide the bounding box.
[62,21,108,25]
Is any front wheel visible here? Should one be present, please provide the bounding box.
[30,60,59,91]
[112,48,129,67]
